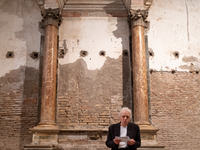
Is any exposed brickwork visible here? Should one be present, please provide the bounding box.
[58,131,110,150]
[0,66,39,150]
[150,72,200,150]
[56,57,125,149]
[2,64,200,150]
[57,57,124,129]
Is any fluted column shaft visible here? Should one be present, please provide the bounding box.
[130,9,150,125]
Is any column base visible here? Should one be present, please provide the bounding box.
[27,124,60,147]
[139,124,165,149]
[33,124,60,131]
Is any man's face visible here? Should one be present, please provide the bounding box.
[120,110,131,127]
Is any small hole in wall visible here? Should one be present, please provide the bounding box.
[173,51,179,59]
[148,50,154,57]
[149,69,153,74]
[58,49,66,58]
[30,52,39,59]
[171,69,176,74]
[6,51,14,58]
[99,50,106,56]
[80,50,88,57]
[60,49,65,55]
[123,50,128,56]
[195,70,199,74]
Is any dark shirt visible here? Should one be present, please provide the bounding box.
[106,122,141,150]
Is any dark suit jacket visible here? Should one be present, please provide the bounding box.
[106,122,141,150]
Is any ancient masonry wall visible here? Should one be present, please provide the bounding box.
[56,16,131,149]
[0,0,200,150]
[148,1,200,149]
[0,0,41,149]
[150,72,200,150]
[0,67,39,150]
[57,16,131,130]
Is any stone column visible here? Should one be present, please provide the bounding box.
[130,10,161,148]
[130,9,150,126]
[38,8,61,128]
[31,8,62,146]
[129,8,164,150]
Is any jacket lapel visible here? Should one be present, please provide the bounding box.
[116,122,120,136]
[127,123,131,137]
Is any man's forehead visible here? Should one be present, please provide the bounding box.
[121,110,130,116]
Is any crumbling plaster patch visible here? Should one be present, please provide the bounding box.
[59,17,129,70]
[0,8,26,77]
[179,55,200,70]
[148,0,200,71]
[0,66,39,97]
[0,0,41,78]
[57,56,128,129]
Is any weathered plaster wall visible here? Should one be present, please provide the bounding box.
[58,17,130,128]
[0,0,41,150]
[148,1,200,149]
[0,0,41,77]
[57,16,131,149]
[148,0,200,72]
[150,72,200,150]
[59,17,129,70]
[1,0,199,150]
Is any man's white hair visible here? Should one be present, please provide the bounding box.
[118,107,132,119]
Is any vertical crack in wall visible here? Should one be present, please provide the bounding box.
[185,0,190,41]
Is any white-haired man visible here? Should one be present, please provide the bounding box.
[106,107,141,150]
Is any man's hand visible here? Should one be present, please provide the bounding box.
[113,138,121,145]
[127,139,135,145]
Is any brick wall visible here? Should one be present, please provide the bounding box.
[0,66,39,150]
[57,57,124,149]
[57,57,124,129]
[2,65,200,150]
[150,71,200,150]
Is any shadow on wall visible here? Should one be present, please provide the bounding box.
[103,1,133,111]
[19,66,40,149]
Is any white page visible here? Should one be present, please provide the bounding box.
[115,136,131,142]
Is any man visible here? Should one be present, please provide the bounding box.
[106,107,141,150]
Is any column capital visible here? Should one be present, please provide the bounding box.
[129,9,149,28]
[40,8,62,29]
